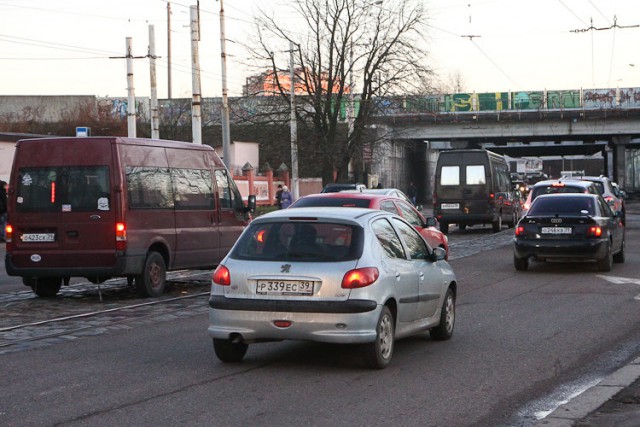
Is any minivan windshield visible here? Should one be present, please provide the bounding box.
[15,166,110,213]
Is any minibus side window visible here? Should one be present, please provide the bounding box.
[215,169,233,209]
[172,168,214,210]
[126,166,174,209]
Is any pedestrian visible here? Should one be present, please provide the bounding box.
[407,181,417,206]
[280,185,293,209]
[376,182,383,189]
[275,184,283,209]
[0,181,7,242]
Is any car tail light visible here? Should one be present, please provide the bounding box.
[341,267,379,289]
[551,182,566,187]
[604,196,614,206]
[515,226,525,236]
[115,222,127,251]
[213,265,231,286]
[523,201,531,211]
[587,226,603,237]
[5,224,12,243]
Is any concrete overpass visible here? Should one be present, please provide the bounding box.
[373,108,640,196]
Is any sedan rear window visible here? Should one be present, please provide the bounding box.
[231,221,364,261]
[291,197,371,208]
[528,197,595,215]
[531,185,588,200]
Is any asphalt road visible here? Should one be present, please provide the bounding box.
[1,209,640,426]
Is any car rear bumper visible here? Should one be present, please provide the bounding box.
[5,253,145,278]
[435,211,497,225]
[514,238,609,261]
[208,296,381,343]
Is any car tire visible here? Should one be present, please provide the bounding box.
[597,242,613,272]
[440,222,449,235]
[613,239,625,263]
[514,255,528,271]
[508,211,517,228]
[459,224,466,231]
[430,288,455,341]
[213,338,248,363]
[30,277,62,297]
[492,215,502,233]
[136,251,167,297]
[363,306,394,369]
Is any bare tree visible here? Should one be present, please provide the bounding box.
[247,0,431,183]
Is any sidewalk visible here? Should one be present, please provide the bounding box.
[536,198,640,426]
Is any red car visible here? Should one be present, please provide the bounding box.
[289,192,449,258]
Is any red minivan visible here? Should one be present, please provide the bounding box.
[5,137,255,298]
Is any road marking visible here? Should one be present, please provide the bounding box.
[597,275,640,300]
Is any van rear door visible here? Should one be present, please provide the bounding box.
[11,138,117,271]
[437,151,491,215]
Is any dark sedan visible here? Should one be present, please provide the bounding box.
[513,193,625,272]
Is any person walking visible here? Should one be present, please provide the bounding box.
[280,185,293,209]
[407,181,418,206]
[0,181,7,242]
[275,184,283,209]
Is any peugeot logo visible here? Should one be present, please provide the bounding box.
[551,218,562,223]
[281,264,291,273]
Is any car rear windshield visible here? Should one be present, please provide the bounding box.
[531,184,587,200]
[528,197,595,216]
[15,166,110,213]
[231,221,364,262]
[292,197,371,208]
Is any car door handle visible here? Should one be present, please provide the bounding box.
[419,272,424,280]
[395,272,401,280]
[90,215,101,221]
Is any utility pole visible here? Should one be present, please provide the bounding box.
[149,25,159,139]
[190,5,202,144]
[126,37,137,138]
[289,41,299,200]
[219,0,231,168]
[167,2,172,99]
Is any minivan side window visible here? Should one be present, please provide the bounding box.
[126,166,174,209]
[440,166,460,185]
[214,169,244,211]
[172,168,214,210]
[466,165,486,185]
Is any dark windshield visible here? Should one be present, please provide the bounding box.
[15,166,110,213]
[231,221,364,261]
[531,185,587,201]
[292,197,371,208]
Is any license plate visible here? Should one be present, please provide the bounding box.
[541,227,572,235]
[256,280,314,295]
[441,203,459,209]
[21,233,56,242]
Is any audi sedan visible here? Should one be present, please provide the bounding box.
[289,192,449,259]
[513,193,625,272]
[208,207,457,369]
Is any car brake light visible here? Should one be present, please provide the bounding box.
[341,267,379,289]
[551,183,565,187]
[587,226,603,237]
[523,202,530,211]
[213,265,231,286]
[515,226,525,236]
[116,222,127,251]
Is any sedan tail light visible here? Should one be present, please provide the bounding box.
[515,226,525,236]
[213,265,231,286]
[342,267,379,289]
[587,226,603,237]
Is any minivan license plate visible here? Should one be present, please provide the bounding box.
[441,203,459,209]
[256,280,314,295]
[22,233,55,242]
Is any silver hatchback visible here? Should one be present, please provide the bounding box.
[208,207,457,369]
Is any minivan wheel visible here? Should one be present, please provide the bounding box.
[31,277,62,297]
[213,338,248,363]
[492,215,502,233]
[363,306,394,369]
[136,251,167,297]
[430,288,455,341]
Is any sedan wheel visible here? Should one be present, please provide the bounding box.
[363,306,394,369]
[514,255,529,271]
[613,239,625,263]
[213,338,248,363]
[430,288,455,341]
[597,242,613,272]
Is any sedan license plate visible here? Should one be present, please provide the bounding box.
[441,203,459,209]
[21,233,55,242]
[541,227,572,235]
[256,280,314,295]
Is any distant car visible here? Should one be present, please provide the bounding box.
[522,179,599,214]
[357,188,416,206]
[577,176,625,221]
[320,183,366,193]
[208,207,457,369]
[289,192,449,258]
[513,193,625,272]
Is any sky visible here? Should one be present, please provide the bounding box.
[1,0,639,99]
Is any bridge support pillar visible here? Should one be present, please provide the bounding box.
[611,136,630,188]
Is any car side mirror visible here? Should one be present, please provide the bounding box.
[246,195,257,213]
[432,246,446,261]
[425,216,437,227]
